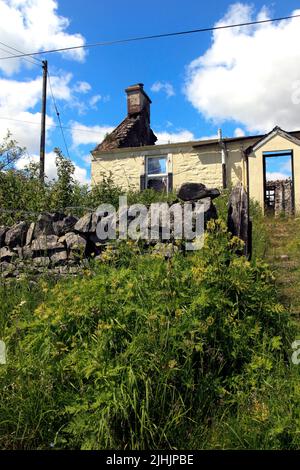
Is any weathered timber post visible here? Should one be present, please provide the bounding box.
[39,60,48,183]
[227,183,252,259]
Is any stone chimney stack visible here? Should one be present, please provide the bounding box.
[125,83,151,121]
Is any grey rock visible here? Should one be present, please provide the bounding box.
[90,212,102,232]
[5,221,28,248]
[177,182,220,201]
[0,261,17,279]
[33,213,55,237]
[0,261,15,274]
[58,265,70,274]
[50,250,68,266]
[74,212,104,234]
[33,257,51,267]
[68,266,82,274]
[53,215,78,236]
[26,222,35,245]
[20,245,33,259]
[0,246,17,262]
[74,212,93,233]
[33,212,65,238]
[31,235,64,252]
[64,232,87,251]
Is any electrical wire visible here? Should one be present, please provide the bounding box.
[47,70,71,159]
[0,40,43,63]
[0,14,299,60]
[0,42,41,67]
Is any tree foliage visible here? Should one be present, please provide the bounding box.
[0,131,25,171]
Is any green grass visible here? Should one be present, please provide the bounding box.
[1,190,300,450]
[263,216,300,322]
[0,219,299,449]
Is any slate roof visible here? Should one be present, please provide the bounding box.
[94,113,157,152]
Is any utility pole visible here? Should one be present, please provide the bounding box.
[39,60,48,182]
[218,128,227,189]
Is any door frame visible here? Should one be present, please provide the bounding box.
[262,149,295,215]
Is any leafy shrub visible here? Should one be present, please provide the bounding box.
[0,220,296,450]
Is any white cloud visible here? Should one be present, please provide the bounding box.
[0,72,89,153]
[185,3,300,133]
[280,160,292,172]
[266,172,290,181]
[155,130,195,144]
[73,81,91,94]
[0,0,86,75]
[89,94,102,109]
[199,133,218,141]
[0,76,55,152]
[81,154,91,165]
[234,127,246,137]
[70,121,115,147]
[151,81,175,98]
[15,151,89,185]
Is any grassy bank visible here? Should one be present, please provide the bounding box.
[0,215,299,449]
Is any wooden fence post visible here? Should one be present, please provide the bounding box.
[227,183,252,259]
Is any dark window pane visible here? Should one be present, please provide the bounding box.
[147,177,167,192]
[147,157,167,175]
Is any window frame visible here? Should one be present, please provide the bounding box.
[262,149,295,214]
[145,155,169,192]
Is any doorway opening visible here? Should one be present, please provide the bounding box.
[263,150,294,216]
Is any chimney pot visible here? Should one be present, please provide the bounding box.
[125,83,151,120]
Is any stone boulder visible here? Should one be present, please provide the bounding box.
[33,212,65,238]
[53,215,78,236]
[177,182,220,201]
[50,250,68,266]
[17,245,33,260]
[26,222,35,245]
[0,246,17,262]
[74,212,93,233]
[74,212,103,234]
[62,232,87,252]
[33,257,51,268]
[5,221,28,248]
[31,235,65,253]
[0,261,15,277]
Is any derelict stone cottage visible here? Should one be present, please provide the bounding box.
[91,83,300,214]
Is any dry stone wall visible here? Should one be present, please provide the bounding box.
[0,184,220,279]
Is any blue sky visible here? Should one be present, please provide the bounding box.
[1,0,300,183]
[266,155,292,180]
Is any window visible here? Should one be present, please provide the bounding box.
[265,186,275,210]
[146,156,168,192]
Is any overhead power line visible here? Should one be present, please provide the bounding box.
[0,40,42,64]
[47,70,71,159]
[0,41,41,67]
[0,115,106,135]
[0,13,299,60]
